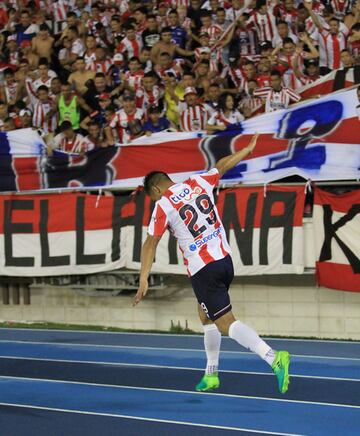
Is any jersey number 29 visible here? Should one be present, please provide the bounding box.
[179,194,217,238]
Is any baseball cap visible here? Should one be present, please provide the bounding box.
[184,87,197,97]
[306,59,319,66]
[7,34,17,42]
[113,53,124,64]
[122,94,135,101]
[19,109,32,117]
[199,47,211,54]
[259,41,272,51]
[98,93,111,100]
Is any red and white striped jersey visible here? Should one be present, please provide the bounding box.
[330,0,350,19]
[109,108,144,144]
[171,0,190,7]
[32,77,54,91]
[318,28,349,69]
[3,82,17,104]
[253,86,301,112]
[135,85,164,112]
[200,24,223,45]
[348,39,360,60]
[247,10,278,43]
[52,132,95,154]
[148,168,231,276]
[87,58,114,74]
[124,70,145,90]
[180,104,208,131]
[228,68,252,94]
[277,53,303,90]
[278,7,298,34]
[32,98,58,134]
[238,95,264,116]
[49,0,69,22]
[87,16,109,34]
[117,36,143,60]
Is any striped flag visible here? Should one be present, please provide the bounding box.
[298,66,360,99]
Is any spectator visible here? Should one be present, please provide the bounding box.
[180,87,209,131]
[254,70,301,112]
[83,73,113,111]
[85,120,108,148]
[68,57,95,95]
[105,94,144,144]
[49,120,94,154]
[32,85,58,134]
[206,92,244,132]
[143,105,171,135]
[31,24,54,62]
[141,14,161,48]
[55,82,92,130]
[304,2,349,73]
[19,108,33,128]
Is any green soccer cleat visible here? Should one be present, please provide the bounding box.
[272,350,291,394]
[195,373,220,392]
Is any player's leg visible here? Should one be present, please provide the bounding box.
[214,310,290,394]
[195,303,221,392]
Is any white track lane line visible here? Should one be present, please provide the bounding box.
[0,355,360,383]
[0,339,359,361]
[0,402,301,436]
[1,375,360,410]
[1,327,360,344]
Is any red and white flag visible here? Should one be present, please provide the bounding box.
[298,66,360,99]
[314,188,360,292]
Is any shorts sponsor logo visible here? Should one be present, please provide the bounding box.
[170,186,202,204]
[188,227,222,251]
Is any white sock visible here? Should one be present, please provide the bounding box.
[228,320,275,367]
[203,323,221,375]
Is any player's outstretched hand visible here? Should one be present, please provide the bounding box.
[248,133,260,153]
[133,279,149,306]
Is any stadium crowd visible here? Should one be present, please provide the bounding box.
[0,0,359,153]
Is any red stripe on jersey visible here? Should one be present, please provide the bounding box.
[152,204,168,236]
[332,34,340,69]
[200,171,219,187]
[198,243,215,264]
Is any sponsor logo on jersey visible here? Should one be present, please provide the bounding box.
[188,227,222,251]
[170,186,202,204]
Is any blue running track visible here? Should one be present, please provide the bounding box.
[0,328,359,435]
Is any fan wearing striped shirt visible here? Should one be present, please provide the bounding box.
[133,134,291,396]
[304,1,350,73]
[253,70,301,112]
[32,85,58,135]
[179,87,209,132]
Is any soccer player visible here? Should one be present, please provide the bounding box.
[133,134,291,394]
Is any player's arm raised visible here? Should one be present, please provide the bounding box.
[215,133,259,177]
[133,234,161,306]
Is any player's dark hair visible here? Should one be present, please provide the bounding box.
[37,85,49,93]
[352,22,360,32]
[161,26,172,34]
[143,171,171,195]
[283,37,294,45]
[270,70,281,78]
